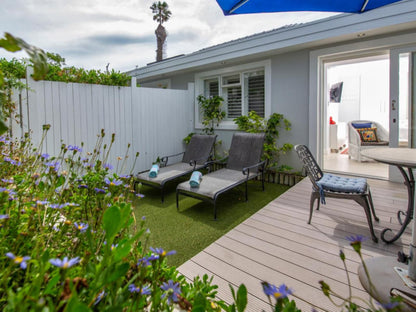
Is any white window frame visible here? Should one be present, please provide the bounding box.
[194,60,271,130]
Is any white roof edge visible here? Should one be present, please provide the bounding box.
[128,0,416,79]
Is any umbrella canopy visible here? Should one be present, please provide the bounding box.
[216,0,404,15]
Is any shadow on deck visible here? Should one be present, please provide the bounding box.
[178,178,410,311]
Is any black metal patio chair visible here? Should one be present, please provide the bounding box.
[135,134,217,202]
[294,144,379,242]
[176,132,266,219]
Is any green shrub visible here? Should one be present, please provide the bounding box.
[234,111,293,170]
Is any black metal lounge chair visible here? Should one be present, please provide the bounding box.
[135,134,216,202]
[176,132,266,219]
[294,144,379,242]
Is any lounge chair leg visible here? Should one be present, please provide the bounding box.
[245,181,248,202]
[176,191,179,211]
[214,201,217,220]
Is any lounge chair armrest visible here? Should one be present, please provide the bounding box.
[242,160,266,176]
[160,152,185,167]
[189,157,212,170]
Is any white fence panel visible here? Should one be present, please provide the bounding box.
[12,70,194,175]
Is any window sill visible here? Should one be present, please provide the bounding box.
[194,121,239,131]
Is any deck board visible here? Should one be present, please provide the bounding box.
[178,178,411,311]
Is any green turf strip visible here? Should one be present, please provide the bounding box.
[133,180,290,267]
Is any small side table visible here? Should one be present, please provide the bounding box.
[358,256,416,311]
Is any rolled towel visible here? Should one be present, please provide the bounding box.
[148,164,159,178]
[189,171,202,188]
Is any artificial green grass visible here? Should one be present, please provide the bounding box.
[133,180,290,267]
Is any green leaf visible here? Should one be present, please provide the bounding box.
[103,205,121,242]
[44,274,60,295]
[236,284,247,312]
[0,120,7,135]
[65,296,90,312]
[113,240,132,262]
[107,262,129,283]
[0,33,21,52]
[192,293,207,312]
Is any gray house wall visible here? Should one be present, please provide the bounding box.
[150,49,311,171]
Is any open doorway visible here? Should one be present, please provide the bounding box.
[322,55,389,178]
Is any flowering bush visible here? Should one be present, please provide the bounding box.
[0,127,223,311]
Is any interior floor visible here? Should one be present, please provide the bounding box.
[323,151,388,179]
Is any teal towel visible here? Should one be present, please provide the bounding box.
[189,171,202,188]
[149,164,159,178]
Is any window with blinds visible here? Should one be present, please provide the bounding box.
[245,70,265,117]
[201,68,265,120]
[204,78,219,97]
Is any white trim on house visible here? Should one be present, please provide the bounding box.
[128,0,416,81]
[194,60,271,130]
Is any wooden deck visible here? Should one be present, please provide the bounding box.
[178,178,411,311]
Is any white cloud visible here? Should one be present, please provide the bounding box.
[0,0,336,72]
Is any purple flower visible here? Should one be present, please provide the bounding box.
[160,280,181,303]
[36,200,49,206]
[66,202,80,207]
[262,282,293,299]
[102,163,113,170]
[94,188,106,194]
[137,257,151,267]
[377,301,400,310]
[136,193,145,198]
[74,222,88,233]
[67,145,82,153]
[0,136,10,144]
[346,235,368,253]
[0,214,9,219]
[119,174,131,179]
[41,153,50,159]
[129,284,151,295]
[104,177,123,186]
[346,235,367,243]
[49,203,64,209]
[78,184,88,189]
[1,178,13,183]
[6,252,30,269]
[49,256,80,269]
[150,247,176,257]
[45,161,60,172]
[94,290,106,306]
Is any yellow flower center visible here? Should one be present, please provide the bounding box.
[274,292,282,298]
[78,225,83,230]
[63,262,69,269]
[14,256,23,264]
[162,251,166,256]
[110,182,115,186]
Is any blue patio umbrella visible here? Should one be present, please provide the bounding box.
[216,0,404,15]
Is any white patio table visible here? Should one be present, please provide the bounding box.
[361,148,416,244]
[359,148,416,310]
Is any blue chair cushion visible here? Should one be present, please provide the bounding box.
[352,122,372,129]
[316,174,367,204]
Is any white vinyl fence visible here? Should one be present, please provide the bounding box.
[10,69,194,175]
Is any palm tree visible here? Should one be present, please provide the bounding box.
[150,1,171,62]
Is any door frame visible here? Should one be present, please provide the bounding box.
[309,31,416,180]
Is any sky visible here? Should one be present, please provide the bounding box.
[0,0,336,73]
